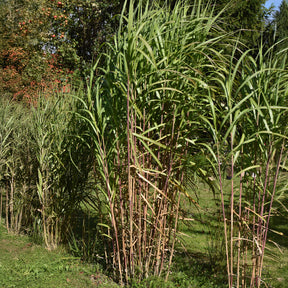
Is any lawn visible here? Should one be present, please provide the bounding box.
[0,223,119,288]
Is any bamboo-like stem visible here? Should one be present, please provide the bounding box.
[10,174,14,231]
[42,205,49,249]
[137,173,143,274]
[41,171,49,249]
[154,196,164,275]
[236,168,244,288]
[0,189,2,224]
[168,111,189,277]
[217,143,231,288]
[166,193,181,281]
[250,84,261,287]
[243,175,250,288]
[250,143,272,286]
[116,137,128,282]
[257,144,272,237]
[230,133,234,288]
[160,107,177,275]
[132,97,141,275]
[146,101,165,273]
[5,181,9,232]
[251,164,261,286]
[258,140,285,287]
[127,73,134,279]
[106,163,122,282]
[94,113,123,283]
[142,109,149,277]
[17,207,23,233]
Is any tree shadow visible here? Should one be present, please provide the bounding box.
[268,214,288,248]
[64,208,107,266]
[171,249,227,287]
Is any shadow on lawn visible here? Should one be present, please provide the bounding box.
[269,189,288,249]
[169,250,227,288]
[65,209,107,266]
[268,214,288,248]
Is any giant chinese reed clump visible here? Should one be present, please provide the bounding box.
[200,42,288,288]
[77,0,230,284]
[78,0,288,286]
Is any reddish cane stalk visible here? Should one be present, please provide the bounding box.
[258,141,285,286]
[230,133,234,288]
[217,143,231,288]
[127,73,134,278]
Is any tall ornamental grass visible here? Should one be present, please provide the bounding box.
[0,92,91,250]
[200,43,288,287]
[77,0,230,284]
[31,92,93,249]
[0,98,33,233]
[78,0,288,285]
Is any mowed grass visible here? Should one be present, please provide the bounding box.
[0,223,119,288]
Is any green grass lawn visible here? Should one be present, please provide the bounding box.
[0,223,119,288]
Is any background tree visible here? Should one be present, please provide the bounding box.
[0,0,130,101]
[0,0,79,101]
[65,0,124,63]
[274,0,288,50]
[206,0,267,49]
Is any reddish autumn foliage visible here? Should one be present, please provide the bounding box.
[0,47,74,103]
[0,0,124,104]
[0,0,80,103]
